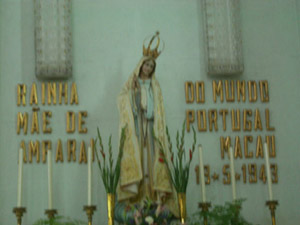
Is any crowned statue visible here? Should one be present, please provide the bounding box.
[115,32,179,224]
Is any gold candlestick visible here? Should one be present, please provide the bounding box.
[13,207,26,225]
[84,205,97,225]
[232,202,241,224]
[198,202,211,225]
[45,209,57,219]
[266,200,278,225]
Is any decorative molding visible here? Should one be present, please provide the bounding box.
[202,0,244,75]
[34,0,72,79]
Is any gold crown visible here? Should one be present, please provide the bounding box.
[143,31,163,59]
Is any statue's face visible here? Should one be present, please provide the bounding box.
[141,60,155,78]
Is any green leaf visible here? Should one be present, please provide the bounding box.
[152,120,197,193]
[188,199,253,225]
[94,125,126,194]
[32,216,87,225]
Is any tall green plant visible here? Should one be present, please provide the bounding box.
[154,121,196,193]
[94,125,126,194]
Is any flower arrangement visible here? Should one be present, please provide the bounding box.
[155,121,196,193]
[188,199,255,225]
[124,198,173,225]
[94,126,126,194]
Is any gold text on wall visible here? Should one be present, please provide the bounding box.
[184,80,278,185]
[16,82,94,164]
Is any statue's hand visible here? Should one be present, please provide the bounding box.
[132,76,140,90]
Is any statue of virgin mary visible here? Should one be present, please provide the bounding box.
[116,33,179,221]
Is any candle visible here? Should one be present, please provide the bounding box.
[198,145,206,202]
[47,150,53,209]
[264,143,273,200]
[229,147,237,200]
[88,147,92,205]
[17,148,24,207]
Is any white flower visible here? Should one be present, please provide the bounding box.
[145,216,154,224]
